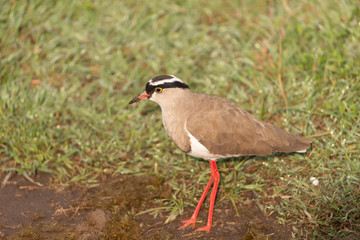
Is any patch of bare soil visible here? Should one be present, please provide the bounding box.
[0,173,291,240]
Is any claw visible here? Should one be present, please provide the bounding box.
[179,217,196,229]
[195,225,211,233]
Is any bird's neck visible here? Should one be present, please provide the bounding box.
[158,89,192,113]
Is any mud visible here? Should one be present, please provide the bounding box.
[0,173,291,240]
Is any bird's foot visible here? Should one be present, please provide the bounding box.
[179,217,197,229]
[195,224,211,233]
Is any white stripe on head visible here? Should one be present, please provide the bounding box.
[149,75,185,86]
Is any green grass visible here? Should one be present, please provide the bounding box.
[1,0,359,239]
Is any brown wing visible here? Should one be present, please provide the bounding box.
[186,94,311,157]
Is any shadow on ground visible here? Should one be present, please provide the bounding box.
[0,173,291,240]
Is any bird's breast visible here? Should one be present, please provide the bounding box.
[161,111,191,153]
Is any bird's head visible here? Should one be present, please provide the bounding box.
[129,75,190,105]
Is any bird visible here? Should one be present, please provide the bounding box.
[129,75,312,233]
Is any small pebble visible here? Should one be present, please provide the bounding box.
[310,177,319,186]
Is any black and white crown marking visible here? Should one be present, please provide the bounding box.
[146,75,190,95]
[151,75,174,82]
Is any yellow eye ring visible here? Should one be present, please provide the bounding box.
[155,87,163,93]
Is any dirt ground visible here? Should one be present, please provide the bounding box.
[0,173,292,240]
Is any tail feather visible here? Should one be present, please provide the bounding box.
[265,124,312,154]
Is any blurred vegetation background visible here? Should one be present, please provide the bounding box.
[0,0,359,239]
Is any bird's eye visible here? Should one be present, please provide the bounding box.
[155,87,163,93]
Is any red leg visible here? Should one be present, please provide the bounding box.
[179,164,214,229]
[196,160,220,233]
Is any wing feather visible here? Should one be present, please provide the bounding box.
[186,94,311,157]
